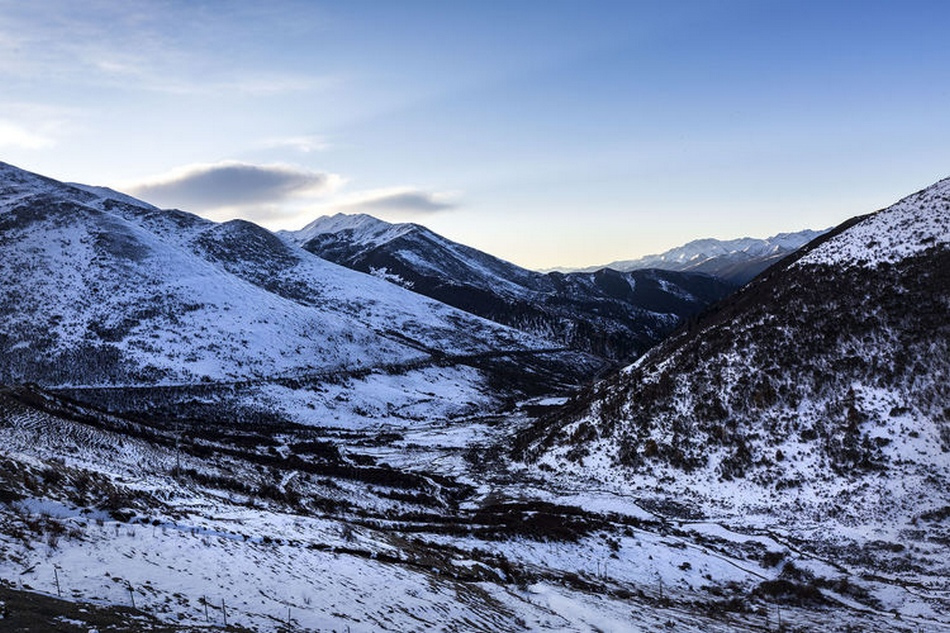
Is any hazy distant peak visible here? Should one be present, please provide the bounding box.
[617,229,827,268]
[548,228,828,285]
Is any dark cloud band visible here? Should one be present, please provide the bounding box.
[129,162,333,210]
[342,191,456,214]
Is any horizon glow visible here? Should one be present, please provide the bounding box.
[2,0,949,269]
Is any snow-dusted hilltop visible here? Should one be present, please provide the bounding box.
[283,213,736,361]
[562,228,827,285]
[796,176,950,267]
[287,212,418,250]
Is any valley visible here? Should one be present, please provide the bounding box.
[2,384,944,632]
[0,162,948,631]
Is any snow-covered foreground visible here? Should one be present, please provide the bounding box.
[1,387,946,632]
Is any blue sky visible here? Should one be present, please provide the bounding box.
[2,0,950,268]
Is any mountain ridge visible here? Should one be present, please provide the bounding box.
[0,161,591,426]
[549,228,828,285]
[283,213,737,362]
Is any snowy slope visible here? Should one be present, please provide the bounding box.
[561,229,828,285]
[0,161,584,426]
[526,177,950,490]
[283,213,736,361]
[520,177,950,618]
[285,213,566,299]
[1,163,946,631]
[797,177,950,267]
[1,385,942,632]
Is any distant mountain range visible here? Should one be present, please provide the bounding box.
[552,229,828,285]
[283,214,736,362]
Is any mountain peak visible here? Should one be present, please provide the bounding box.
[626,229,827,266]
[301,212,392,233]
[284,212,422,248]
[294,212,737,361]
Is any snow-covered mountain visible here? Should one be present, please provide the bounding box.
[283,214,736,361]
[0,161,594,425]
[560,229,828,285]
[2,162,947,631]
[519,177,950,620]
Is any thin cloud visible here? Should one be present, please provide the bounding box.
[338,189,459,215]
[0,4,337,97]
[0,120,55,149]
[126,162,340,212]
[222,74,338,97]
[262,135,331,154]
[100,70,336,97]
[230,186,462,232]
